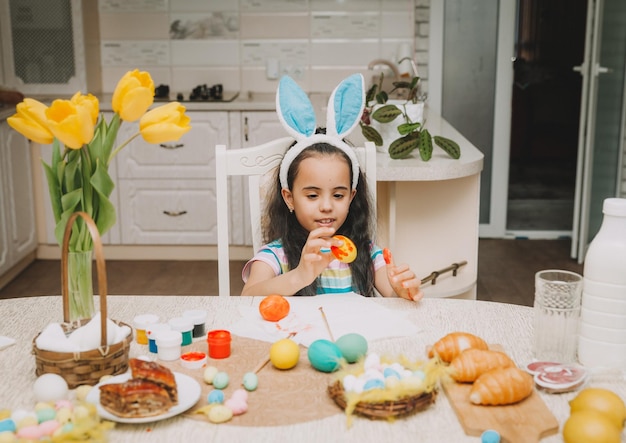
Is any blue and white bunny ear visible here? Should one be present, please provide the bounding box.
[326,73,365,138]
[276,74,364,190]
[276,75,317,140]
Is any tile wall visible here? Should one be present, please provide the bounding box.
[97,0,430,96]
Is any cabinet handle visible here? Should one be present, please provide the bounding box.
[159,143,184,150]
[244,116,249,142]
[163,210,188,217]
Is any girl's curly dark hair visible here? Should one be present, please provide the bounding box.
[262,135,376,296]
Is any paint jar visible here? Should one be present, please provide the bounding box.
[156,330,182,361]
[146,323,171,353]
[207,330,231,359]
[180,351,207,369]
[183,309,208,338]
[133,314,159,345]
[168,317,194,346]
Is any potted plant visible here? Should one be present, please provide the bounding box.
[360,74,460,160]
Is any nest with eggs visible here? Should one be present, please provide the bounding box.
[327,355,446,424]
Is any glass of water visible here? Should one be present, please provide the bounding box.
[532,270,583,363]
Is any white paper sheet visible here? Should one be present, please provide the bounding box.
[228,293,421,347]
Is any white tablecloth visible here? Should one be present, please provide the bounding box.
[1,296,624,442]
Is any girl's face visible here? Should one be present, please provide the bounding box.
[281,153,356,232]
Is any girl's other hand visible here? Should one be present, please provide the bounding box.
[384,248,423,302]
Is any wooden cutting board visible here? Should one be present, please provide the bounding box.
[443,380,559,442]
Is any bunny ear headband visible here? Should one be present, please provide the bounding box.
[276,73,365,190]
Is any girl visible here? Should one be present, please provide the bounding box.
[241,74,422,301]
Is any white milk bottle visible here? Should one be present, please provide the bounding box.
[578,198,626,369]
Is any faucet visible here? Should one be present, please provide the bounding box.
[367,59,400,78]
[398,56,419,78]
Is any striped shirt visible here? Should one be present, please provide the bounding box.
[242,239,386,294]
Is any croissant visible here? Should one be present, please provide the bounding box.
[427,332,489,362]
[469,367,534,405]
[450,349,515,382]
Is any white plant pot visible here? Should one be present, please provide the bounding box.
[369,101,425,153]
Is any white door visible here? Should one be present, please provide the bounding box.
[571,0,626,260]
[429,0,516,238]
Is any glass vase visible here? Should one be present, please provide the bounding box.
[67,250,95,322]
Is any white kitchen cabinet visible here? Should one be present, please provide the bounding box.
[116,112,228,245]
[0,0,86,95]
[0,120,37,279]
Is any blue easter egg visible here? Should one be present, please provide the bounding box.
[0,418,16,433]
[363,378,385,391]
[383,367,401,379]
[207,389,225,404]
[307,339,343,373]
[335,333,368,363]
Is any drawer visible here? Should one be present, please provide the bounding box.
[118,179,217,245]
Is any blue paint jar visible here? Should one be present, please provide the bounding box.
[146,323,171,353]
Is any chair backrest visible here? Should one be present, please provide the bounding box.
[215,138,377,297]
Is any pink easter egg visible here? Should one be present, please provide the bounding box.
[55,399,73,411]
[17,424,44,440]
[224,398,248,415]
[231,388,248,401]
[38,420,61,436]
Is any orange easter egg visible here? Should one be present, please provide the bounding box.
[330,235,357,263]
[259,294,290,322]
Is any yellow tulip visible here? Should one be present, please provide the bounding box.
[71,92,99,125]
[6,98,54,144]
[139,102,191,144]
[45,99,95,149]
[112,69,155,122]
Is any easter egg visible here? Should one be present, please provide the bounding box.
[207,405,233,423]
[269,338,300,370]
[259,295,290,322]
[33,374,68,403]
[330,235,357,263]
[242,372,258,391]
[307,339,343,373]
[207,389,224,404]
[335,333,368,363]
[212,372,230,389]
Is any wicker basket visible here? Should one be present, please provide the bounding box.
[32,211,133,389]
[327,380,437,420]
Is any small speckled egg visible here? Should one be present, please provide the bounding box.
[35,408,56,423]
[0,419,16,433]
[207,389,225,404]
[225,398,247,415]
[212,372,229,389]
[242,373,258,391]
[203,366,219,384]
[207,405,233,423]
[335,333,368,363]
[307,339,343,373]
[0,430,17,443]
[73,385,93,402]
[363,379,385,391]
[33,374,69,403]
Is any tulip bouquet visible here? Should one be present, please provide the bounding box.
[8,69,191,320]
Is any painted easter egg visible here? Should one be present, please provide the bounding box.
[335,333,368,363]
[331,235,357,263]
[259,294,290,322]
[307,339,343,373]
[269,338,300,369]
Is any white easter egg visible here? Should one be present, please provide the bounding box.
[342,374,357,392]
[33,374,69,403]
[363,353,380,370]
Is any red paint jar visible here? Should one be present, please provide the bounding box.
[207,330,231,359]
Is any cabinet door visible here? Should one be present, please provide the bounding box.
[0,121,36,275]
[116,112,228,179]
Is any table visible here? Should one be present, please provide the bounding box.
[1,296,624,442]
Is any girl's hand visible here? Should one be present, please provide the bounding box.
[295,227,338,285]
[383,248,423,302]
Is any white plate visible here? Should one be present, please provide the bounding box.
[86,371,201,424]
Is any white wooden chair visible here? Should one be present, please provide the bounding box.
[215,138,377,297]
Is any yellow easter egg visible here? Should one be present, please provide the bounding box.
[331,235,357,263]
[269,338,300,370]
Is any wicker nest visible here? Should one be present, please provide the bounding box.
[327,380,437,420]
